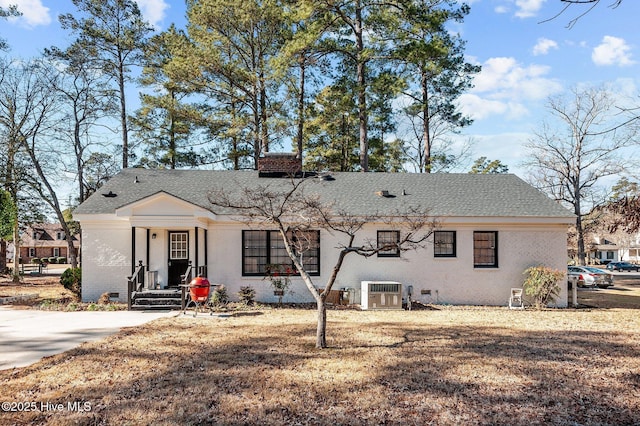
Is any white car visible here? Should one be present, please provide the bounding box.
[567,266,613,288]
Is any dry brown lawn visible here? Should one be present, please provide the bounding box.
[0,275,76,307]
[1,304,639,425]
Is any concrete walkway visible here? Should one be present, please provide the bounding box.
[0,307,175,370]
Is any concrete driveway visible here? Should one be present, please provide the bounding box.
[0,307,175,370]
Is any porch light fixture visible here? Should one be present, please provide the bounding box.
[152,233,157,239]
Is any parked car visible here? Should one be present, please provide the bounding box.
[567,266,614,288]
[605,261,640,272]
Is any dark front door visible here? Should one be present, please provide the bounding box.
[168,231,189,288]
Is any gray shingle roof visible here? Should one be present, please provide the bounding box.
[73,168,575,220]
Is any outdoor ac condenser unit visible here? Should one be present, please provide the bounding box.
[360,281,402,310]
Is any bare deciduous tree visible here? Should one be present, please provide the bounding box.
[208,176,437,349]
[524,86,638,266]
[0,59,81,272]
[543,1,624,28]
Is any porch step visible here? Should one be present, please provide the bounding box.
[131,289,182,310]
[132,289,181,298]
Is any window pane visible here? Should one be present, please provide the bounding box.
[269,231,291,267]
[377,231,400,257]
[170,232,188,260]
[434,231,456,257]
[243,230,320,276]
[243,231,267,274]
[298,231,320,273]
[474,232,497,267]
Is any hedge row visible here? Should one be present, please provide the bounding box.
[30,257,68,264]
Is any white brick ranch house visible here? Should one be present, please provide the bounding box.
[73,163,574,308]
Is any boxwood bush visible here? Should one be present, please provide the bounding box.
[60,267,82,299]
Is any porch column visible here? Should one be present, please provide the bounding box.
[131,226,136,275]
[195,226,199,276]
[146,229,150,268]
[204,229,208,278]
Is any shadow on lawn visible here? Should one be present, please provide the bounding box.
[2,317,639,425]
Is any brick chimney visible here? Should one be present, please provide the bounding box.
[258,153,303,177]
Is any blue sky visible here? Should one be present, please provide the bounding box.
[1,0,639,178]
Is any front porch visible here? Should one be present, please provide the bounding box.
[127,261,209,310]
[127,218,210,310]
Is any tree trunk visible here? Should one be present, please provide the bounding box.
[169,90,177,169]
[74,119,85,203]
[355,0,368,172]
[0,239,6,273]
[421,69,431,173]
[118,60,129,169]
[576,210,586,266]
[231,94,240,170]
[316,297,327,349]
[260,70,269,154]
[296,57,306,160]
[12,222,20,283]
[252,83,261,169]
[575,183,586,265]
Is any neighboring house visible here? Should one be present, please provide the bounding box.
[588,237,619,265]
[588,235,640,265]
[73,156,575,307]
[19,224,80,264]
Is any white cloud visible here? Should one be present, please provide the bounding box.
[495,6,509,14]
[0,0,50,27]
[533,38,558,56]
[472,57,561,99]
[135,0,169,28]
[461,57,562,121]
[514,0,546,18]
[460,94,531,121]
[0,0,169,29]
[458,94,509,120]
[592,36,635,66]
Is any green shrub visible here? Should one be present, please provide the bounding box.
[65,302,79,311]
[523,265,565,309]
[60,267,82,299]
[31,258,41,264]
[57,257,67,264]
[238,286,255,306]
[48,257,58,264]
[210,284,229,306]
